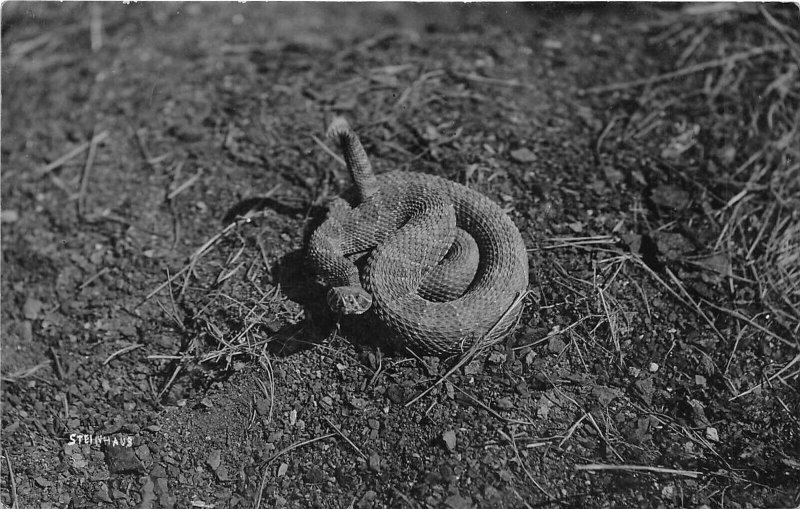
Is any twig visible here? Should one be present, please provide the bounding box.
[77,129,101,217]
[534,235,617,251]
[457,386,536,425]
[49,347,64,379]
[396,69,446,108]
[311,134,346,167]
[324,417,367,460]
[676,26,712,68]
[499,429,554,500]
[158,363,183,400]
[334,30,416,61]
[550,381,625,462]
[759,6,800,68]
[78,267,110,290]
[703,300,798,351]
[138,266,190,308]
[559,413,589,448]
[0,361,51,383]
[664,267,726,343]
[451,71,533,89]
[584,44,788,94]
[103,344,144,366]
[575,463,701,478]
[7,32,53,61]
[597,285,622,364]
[2,449,18,509]
[167,168,202,200]
[631,256,727,345]
[33,131,109,179]
[513,316,594,351]
[256,359,275,424]
[253,433,336,509]
[730,352,800,401]
[584,412,625,462]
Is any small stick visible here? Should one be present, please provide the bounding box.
[730,352,800,401]
[253,433,336,509]
[138,266,190,308]
[34,131,108,178]
[0,361,51,383]
[167,168,201,200]
[676,26,711,68]
[498,429,554,500]
[598,286,622,364]
[3,450,18,509]
[255,366,275,424]
[452,385,536,426]
[157,364,183,400]
[77,125,100,214]
[631,256,725,345]
[559,413,589,448]
[552,382,625,462]
[575,463,701,478]
[324,417,367,460]
[452,71,533,89]
[49,347,65,380]
[78,267,109,290]
[759,6,800,68]
[103,344,144,366]
[664,267,726,344]
[513,315,594,351]
[703,300,797,351]
[584,44,787,94]
[311,134,346,167]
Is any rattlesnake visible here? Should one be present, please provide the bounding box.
[308,117,529,354]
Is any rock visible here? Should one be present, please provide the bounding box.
[106,445,144,474]
[206,449,221,470]
[368,453,381,472]
[215,466,230,481]
[23,297,44,320]
[442,430,457,451]
[495,398,514,410]
[548,336,566,353]
[444,493,474,509]
[510,148,537,163]
[650,184,691,211]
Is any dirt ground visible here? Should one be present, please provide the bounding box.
[2,3,799,508]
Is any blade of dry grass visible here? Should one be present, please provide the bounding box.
[585,43,788,94]
[253,433,336,509]
[575,463,701,478]
[34,130,109,179]
[730,352,800,401]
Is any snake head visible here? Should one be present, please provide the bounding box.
[327,286,372,315]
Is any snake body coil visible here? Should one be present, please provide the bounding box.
[308,118,529,354]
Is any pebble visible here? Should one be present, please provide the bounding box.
[442,430,457,451]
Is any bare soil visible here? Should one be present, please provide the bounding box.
[2,3,798,508]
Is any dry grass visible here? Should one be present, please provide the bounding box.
[581,5,800,351]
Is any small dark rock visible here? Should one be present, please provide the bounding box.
[106,445,144,474]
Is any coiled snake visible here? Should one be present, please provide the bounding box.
[308,117,529,354]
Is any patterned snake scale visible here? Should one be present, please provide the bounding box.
[308,117,529,354]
